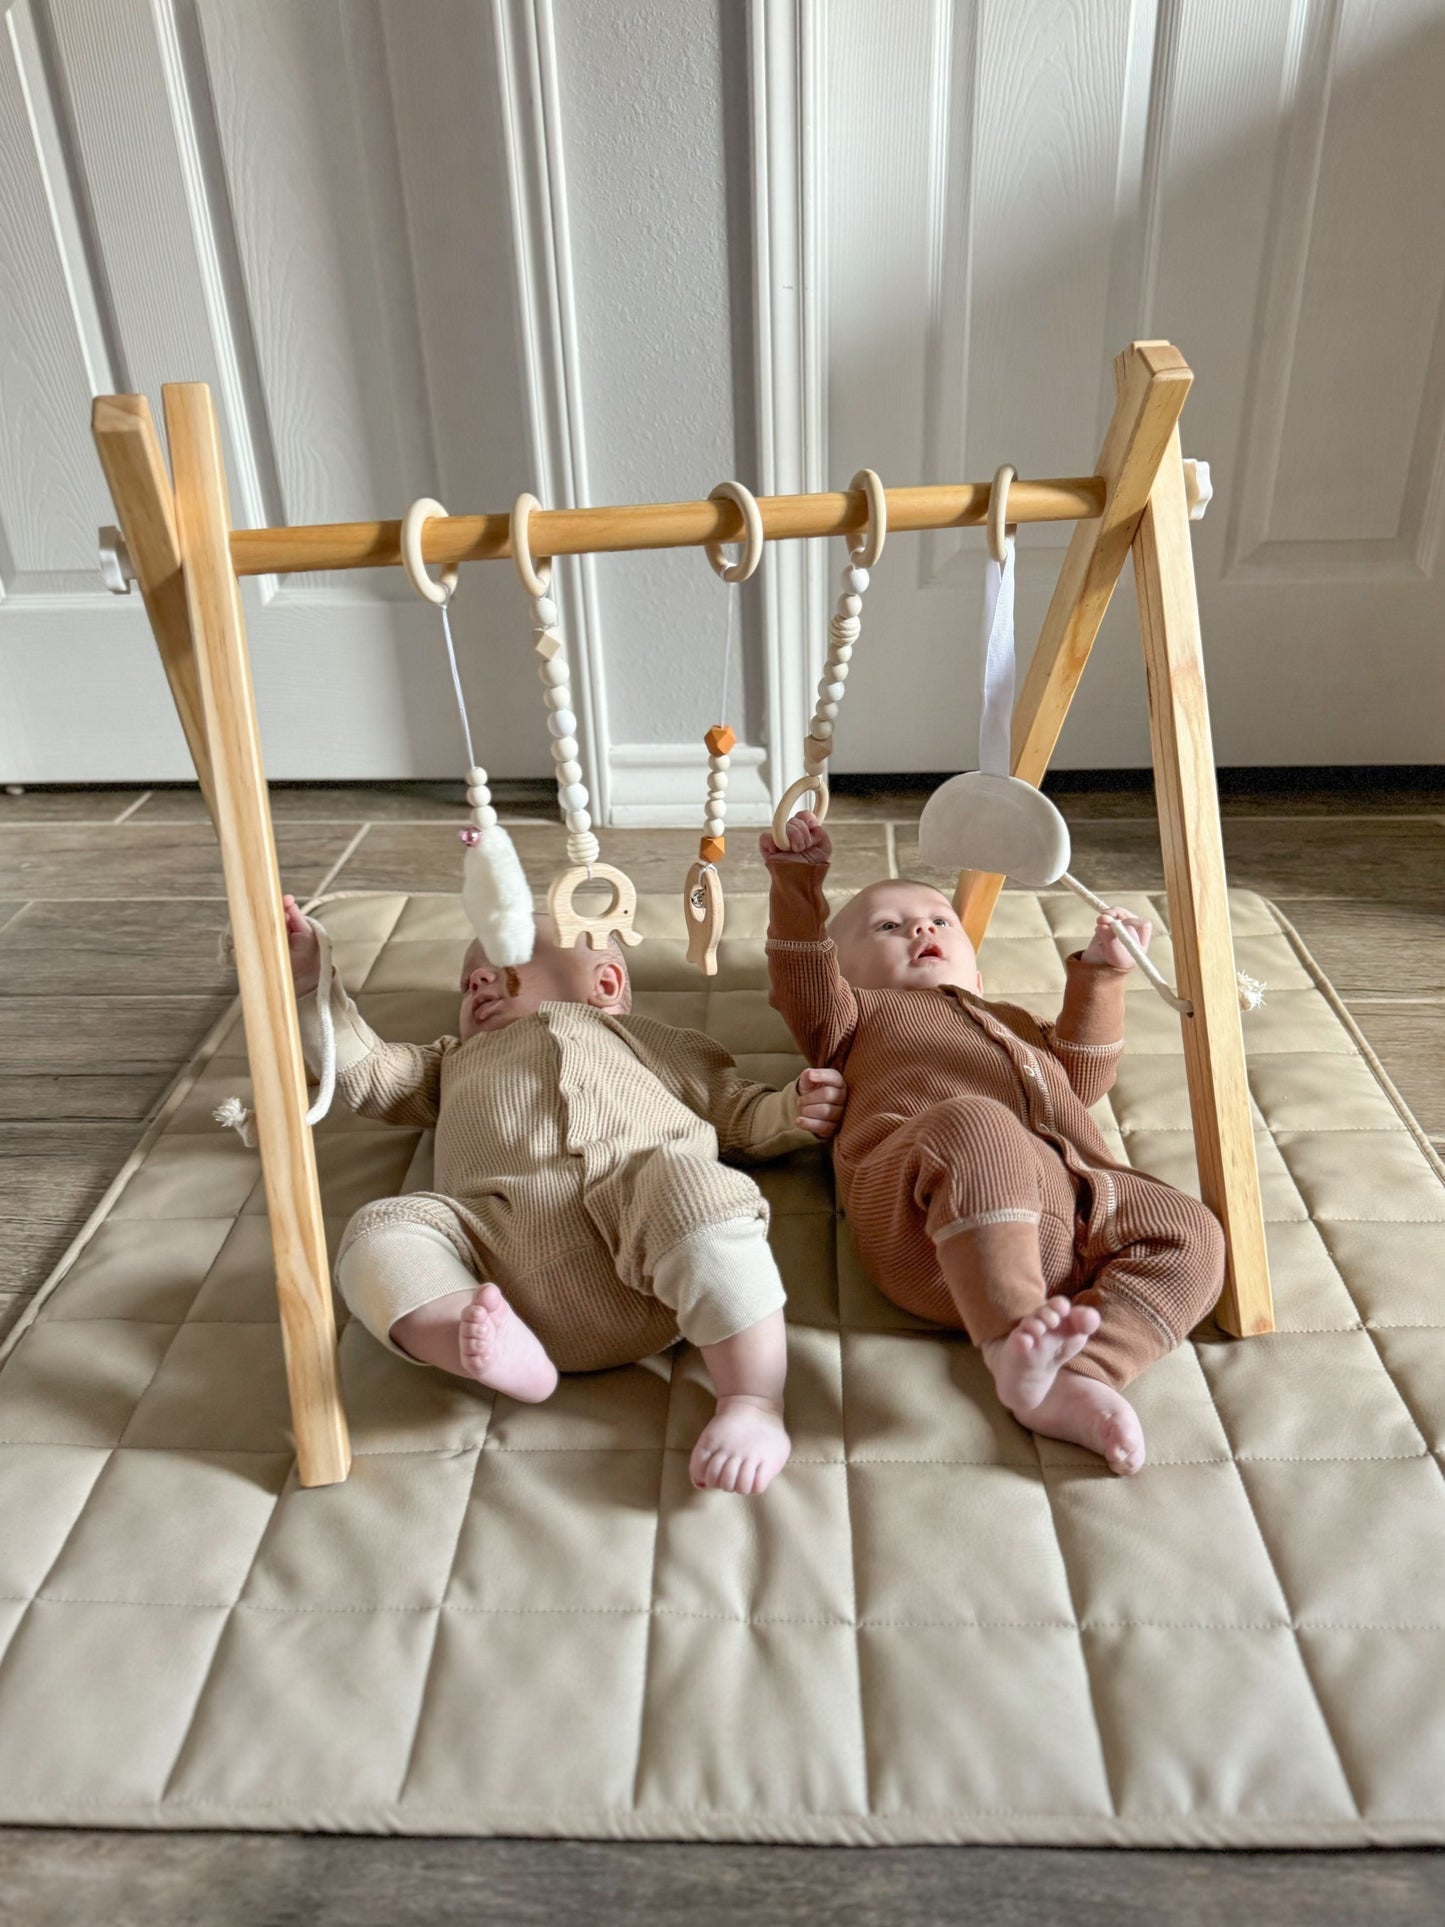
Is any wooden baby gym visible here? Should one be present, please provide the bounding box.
[92,338,1271,1490]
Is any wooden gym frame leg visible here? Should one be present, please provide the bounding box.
[1132,424,1273,1336]
[91,395,219,829]
[156,381,351,1486]
[953,341,1192,949]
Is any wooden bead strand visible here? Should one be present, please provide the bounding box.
[771,468,886,848]
[511,493,639,952]
[686,482,764,974]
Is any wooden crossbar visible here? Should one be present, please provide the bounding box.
[226,478,1108,578]
[91,339,1272,1486]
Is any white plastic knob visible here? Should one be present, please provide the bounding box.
[1183,458,1213,522]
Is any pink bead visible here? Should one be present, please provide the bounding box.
[459,826,481,847]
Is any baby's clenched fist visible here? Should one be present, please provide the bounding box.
[794,1066,846,1139]
[760,809,831,867]
[282,893,322,996]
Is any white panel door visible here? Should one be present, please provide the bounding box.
[821,0,1445,775]
[3,0,1442,797]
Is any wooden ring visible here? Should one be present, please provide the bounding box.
[401,498,458,605]
[987,464,1016,566]
[771,772,830,850]
[510,492,553,600]
[705,482,764,582]
[848,468,887,566]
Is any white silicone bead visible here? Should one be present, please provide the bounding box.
[551,736,579,763]
[709,795,727,815]
[705,816,725,838]
[831,660,850,681]
[544,684,573,710]
[844,566,869,594]
[711,752,731,771]
[558,782,589,813]
[472,806,499,830]
[547,709,577,739]
[539,657,569,687]
[556,759,583,786]
[822,681,845,703]
[817,700,839,722]
[708,769,729,792]
[533,597,558,628]
[466,786,491,809]
[813,718,834,740]
[465,766,488,787]
[565,810,591,834]
[841,593,862,618]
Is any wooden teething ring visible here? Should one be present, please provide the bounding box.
[987,464,1017,566]
[705,481,764,583]
[771,772,829,850]
[401,497,459,604]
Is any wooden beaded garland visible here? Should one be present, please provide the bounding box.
[771,469,886,850]
[687,480,764,975]
[511,493,639,953]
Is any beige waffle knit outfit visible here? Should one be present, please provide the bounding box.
[300,971,814,1372]
[766,865,1224,1389]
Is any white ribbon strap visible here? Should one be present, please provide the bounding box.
[978,537,1016,780]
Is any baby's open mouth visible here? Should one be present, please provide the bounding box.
[912,943,944,963]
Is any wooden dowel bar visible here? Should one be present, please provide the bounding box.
[228,477,1108,578]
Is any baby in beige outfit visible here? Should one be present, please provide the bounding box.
[283,897,844,1494]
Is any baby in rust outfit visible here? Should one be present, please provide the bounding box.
[762,814,1225,1475]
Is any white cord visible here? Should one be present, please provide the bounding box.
[1058,873,1191,1015]
[214,922,337,1146]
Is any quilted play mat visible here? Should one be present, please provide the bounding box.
[1,886,1443,1846]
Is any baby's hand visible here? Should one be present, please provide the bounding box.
[1081,906,1152,972]
[282,894,323,996]
[760,809,832,867]
[794,1066,846,1139]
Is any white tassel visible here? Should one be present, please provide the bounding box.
[213,1096,256,1148]
[462,824,535,966]
[1237,972,1266,1012]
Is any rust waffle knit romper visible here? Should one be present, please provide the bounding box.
[766,863,1224,1389]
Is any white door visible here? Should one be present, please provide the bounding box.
[3,0,1442,807]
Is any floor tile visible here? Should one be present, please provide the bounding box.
[1342,1003,1445,1136]
[0,900,239,997]
[0,789,147,823]
[0,825,355,900]
[0,995,230,1073]
[1276,901,1445,999]
[0,1075,170,1123]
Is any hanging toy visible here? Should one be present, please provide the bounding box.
[511,492,640,953]
[917,465,1264,1016]
[771,469,886,849]
[401,497,536,967]
[685,481,764,974]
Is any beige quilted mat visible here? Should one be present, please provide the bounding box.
[2,887,1444,1846]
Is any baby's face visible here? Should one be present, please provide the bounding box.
[459,920,629,1039]
[830,881,982,994]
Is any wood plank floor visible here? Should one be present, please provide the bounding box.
[1,771,1442,1923]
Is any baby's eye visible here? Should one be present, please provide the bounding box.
[875,920,898,932]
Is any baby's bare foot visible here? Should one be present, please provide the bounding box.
[1012,1369,1146,1476]
[458,1283,559,1403]
[689,1394,791,1496]
[983,1295,1101,1413]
